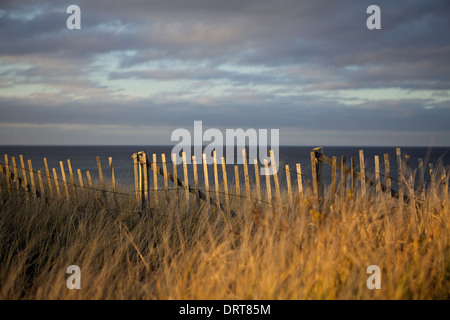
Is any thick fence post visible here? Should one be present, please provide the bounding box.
[310,147,323,201]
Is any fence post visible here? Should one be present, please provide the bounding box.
[172,153,179,205]
[296,163,303,201]
[396,148,403,206]
[85,170,92,188]
[38,170,45,199]
[67,159,77,195]
[19,155,29,200]
[192,155,199,209]
[152,153,158,207]
[4,155,10,195]
[28,160,37,199]
[132,153,140,210]
[384,153,391,197]
[350,157,355,192]
[234,166,240,198]
[270,150,282,207]
[142,152,148,209]
[310,147,323,200]
[341,156,346,195]
[43,158,53,198]
[222,156,230,214]
[214,150,221,209]
[264,159,272,206]
[285,165,293,210]
[109,157,119,210]
[162,154,169,203]
[52,168,61,197]
[254,159,262,204]
[405,154,411,179]
[359,150,366,197]
[77,169,84,191]
[96,156,107,206]
[429,164,436,200]
[242,149,251,203]
[442,169,448,197]
[203,153,211,213]
[418,158,425,200]
[138,153,143,208]
[331,156,337,204]
[108,157,116,193]
[11,156,20,200]
[374,155,381,196]
[59,161,69,200]
[182,152,189,214]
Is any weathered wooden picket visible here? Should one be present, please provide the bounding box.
[0,148,447,213]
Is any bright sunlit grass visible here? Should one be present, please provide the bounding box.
[0,169,448,299]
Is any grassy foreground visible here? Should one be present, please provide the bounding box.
[0,178,448,299]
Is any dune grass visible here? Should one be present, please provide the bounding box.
[0,170,448,300]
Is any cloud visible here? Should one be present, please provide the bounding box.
[0,0,449,145]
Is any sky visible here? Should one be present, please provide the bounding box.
[0,0,449,146]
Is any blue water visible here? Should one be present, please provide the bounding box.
[1,146,449,192]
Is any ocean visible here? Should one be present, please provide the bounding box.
[1,146,449,192]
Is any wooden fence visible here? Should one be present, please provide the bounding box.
[0,154,122,209]
[0,148,447,213]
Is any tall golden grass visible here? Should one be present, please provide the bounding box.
[0,168,448,299]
